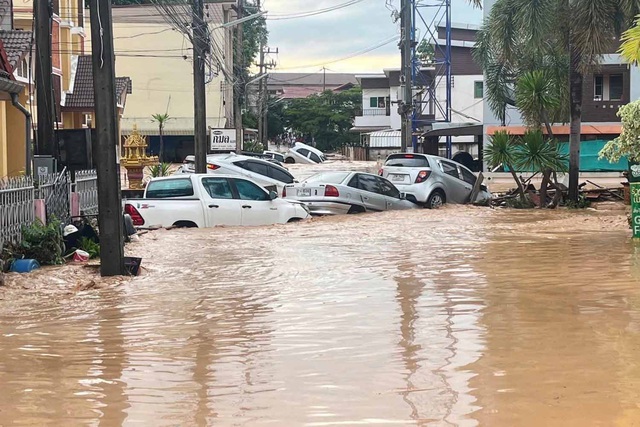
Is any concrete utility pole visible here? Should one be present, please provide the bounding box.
[234,0,244,153]
[88,0,124,277]
[192,0,207,173]
[258,44,277,150]
[35,0,54,156]
[401,0,413,152]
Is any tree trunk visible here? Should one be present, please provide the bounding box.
[159,125,164,163]
[539,110,556,208]
[568,44,583,202]
[508,164,526,202]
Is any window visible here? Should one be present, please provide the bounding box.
[242,161,269,177]
[440,161,460,179]
[474,81,484,99]
[384,154,430,168]
[369,96,387,108]
[269,166,294,184]
[357,174,381,193]
[202,178,234,199]
[610,74,623,101]
[594,75,604,100]
[460,168,477,185]
[309,152,321,163]
[378,178,401,198]
[234,179,269,201]
[347,175,359,188]
[145,179,194,198]
[297,148,310,157]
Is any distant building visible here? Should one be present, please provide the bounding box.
[266,73,358,100]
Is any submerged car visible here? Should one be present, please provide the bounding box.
[177,154,296,194]
[284,142,327,164]
[379,153,491,208]
[283,171,418,215]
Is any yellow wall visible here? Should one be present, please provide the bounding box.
[86,6,232,135]
[5,90,28,176]
[0,101,8,177]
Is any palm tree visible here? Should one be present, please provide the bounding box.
[516,130,568,176]
[475,0,640,202]
[484,130,526,202]
[151,113,171,162]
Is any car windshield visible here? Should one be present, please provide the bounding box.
[304,172,350,184]
[385,154,430,168]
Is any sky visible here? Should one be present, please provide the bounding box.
[264,0,483,74]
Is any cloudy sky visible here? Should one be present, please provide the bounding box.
[264,0,482,73]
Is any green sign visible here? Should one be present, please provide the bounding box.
[630,162,640,238]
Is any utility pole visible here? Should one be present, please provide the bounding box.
[88,0,124,277]
[257,0,264,151]
[234,0,244,153]
[35,0,54,156]
[192,0,207,173]
[258,45,278,150]
[401,0,413,153]
[322,66,326,92]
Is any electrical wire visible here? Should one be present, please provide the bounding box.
[265,0,366,20]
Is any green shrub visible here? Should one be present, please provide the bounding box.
[78,237,100,259]
[1,219,64,267]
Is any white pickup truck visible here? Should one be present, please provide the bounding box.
[124,174,310,229]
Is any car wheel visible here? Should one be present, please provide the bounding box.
[285,157,295,164]
[426,190,445,209]
[347,205,366,214]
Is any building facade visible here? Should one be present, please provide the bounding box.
[102,3,235,162]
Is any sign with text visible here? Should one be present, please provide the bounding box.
[210,129,237,152]
[630,162,640,238]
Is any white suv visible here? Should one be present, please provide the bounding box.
[284,142,327,164]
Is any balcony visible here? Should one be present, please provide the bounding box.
[362,108,390,117]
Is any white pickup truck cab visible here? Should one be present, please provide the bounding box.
[124,174,310,228]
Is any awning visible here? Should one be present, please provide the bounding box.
[369,129,401,148]
[423,123,483,137]
[350,126,391,133]
[487,124,622,136]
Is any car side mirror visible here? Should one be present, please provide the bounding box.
[269,190,278,200]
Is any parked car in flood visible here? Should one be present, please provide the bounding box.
[379,153,491,208]
[125,174,310,228]
[177,154,296,194]
[283,171,418,215]
[284,142,327,164]
[263,151,286,164]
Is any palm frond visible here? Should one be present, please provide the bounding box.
[484,130,518,169]
[620,14,640,64]
[515,129,568,172]
[516,70,562,127]
[572,0,618,70]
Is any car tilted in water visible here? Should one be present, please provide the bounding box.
[283,171,418,215]
[284,142,327,164]
[379,153,491,208]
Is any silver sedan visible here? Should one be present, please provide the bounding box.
[283,171,419,215]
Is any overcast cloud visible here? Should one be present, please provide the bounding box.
[264,0,482,73]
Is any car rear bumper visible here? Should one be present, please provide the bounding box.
[394,183,433,203]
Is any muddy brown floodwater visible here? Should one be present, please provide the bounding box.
[0,207,637,426]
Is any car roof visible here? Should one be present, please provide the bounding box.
[385,153,473,171]
[293,142,324,156]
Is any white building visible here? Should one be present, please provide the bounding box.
[351,23,484,167]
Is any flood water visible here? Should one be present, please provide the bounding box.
[0,207,638,426]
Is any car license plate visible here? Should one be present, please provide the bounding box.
[390,174,405,182]
[298,189,312,197]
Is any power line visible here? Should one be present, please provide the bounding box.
[266,0,367,20]
[276,35,400,70]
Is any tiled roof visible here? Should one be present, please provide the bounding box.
[65,55,132,110]
[268,73,358,87]
[0,30,32,69]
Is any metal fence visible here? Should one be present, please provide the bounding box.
[74,170,99,216]
[35,171,71,223]
[0,176,35,249]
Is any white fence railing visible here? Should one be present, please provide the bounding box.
[0,170,99,250]
[0,176,35,249]
[74,170,98,216]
